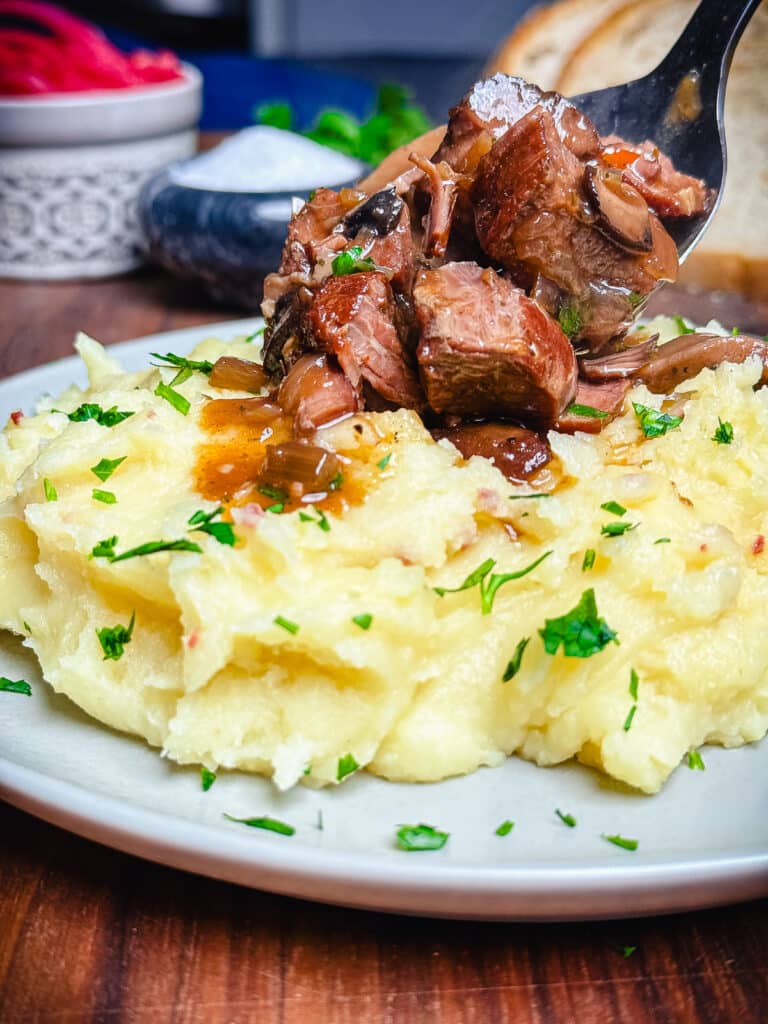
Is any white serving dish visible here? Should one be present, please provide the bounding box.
[0,64,202,280]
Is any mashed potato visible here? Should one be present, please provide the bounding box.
[2,321,767,793]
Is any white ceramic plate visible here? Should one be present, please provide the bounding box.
[1,318,767,921]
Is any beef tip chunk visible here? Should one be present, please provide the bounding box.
[413,262,577,426]
[473,107,678,349]
[434,73,600,176]
[602,137,714,219]
[308,272,424,409]
[356,203,416,294]
[432,422,551,483]
[556,378,631,434]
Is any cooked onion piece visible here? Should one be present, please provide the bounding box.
[209,356,269,392]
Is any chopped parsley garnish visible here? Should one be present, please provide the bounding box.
[23,621,31,634]
[224,813,295,836]
[558,305,582,339]
[495,819,515,837]
[616,944,638,958]
[508,492,551,500]
[629,668,639,701]
[582,548,596,572]
[155,381,190,416]
[96,612,135,661]
[298,511,314,522]
[602,833,638,851]
[274,615,299,634]
[188,507,238,547]
[377,453,392,470]
[151,351,213,378]
[352,613,373,630]
[731,326,740,336]
[686,750,705,771]
[566,403,609,419]
[258,484,288,502]
[337,753,359,781]
[539,588,618,659]
[434,551,553,615]
[245,326,265,343]
[332,246,377,276]
[92,489,117,504]
[628,291,644,311]
[328,471,344,491]
[712,417,734,445]
[600,520,638,538]
[633,402,682,439]
[654,537,671,544]
[502,637,529,682]
[91,536,202,562]
[622,705,637,731]
[266,503,284,514]
[201,766,217,791]
[90,456,126,482]
[298,508,331,532]
[0,676,32,696]
[65,403,134,428]
[395,823,449,851]
[673,315,695,335]
[556,809,577,828]
[600,500,626,517]
[43,478,57,502]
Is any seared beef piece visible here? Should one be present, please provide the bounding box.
[278,353,360,433]
[473,108,678,349]
[359,203,415,294]
[308,272,424,409]
[636,333,768,394]
[413,262,577,426]
[433,421,551,483]
[602,137,713,219]
[434,74,600,175]
[408,153,463,259]
[556,378,630,434]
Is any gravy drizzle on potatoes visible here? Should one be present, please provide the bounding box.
[1,319,767,794]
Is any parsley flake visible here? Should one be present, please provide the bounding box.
[633,402,682,439]
[328,472,344,491]
[224,813,295,836]
[502,637,529,682]
[539,588,618,659]
[600,520,638,538]
[396,823,449,852]
[377,453,392,470]
[43,478,57,502]
[495,819,515,837]
[0,676,32,696]
[92,489,117,504]
[337,753,359,781]
[556,809,577,828]
[602,833,638,851]
[616,944,638,958]
[155,381,190,416]
[332,246,377,276]
[274,615,299,634]
[434,551,553,614]
[629,668,639,701]
[65,403,134,428]
[266,503,285,514]
[673,315,695,335]
[566,403,609,419]
[623,704,637,731]
[558,305,582,339]
[91,537,202,562]
[91,535,118,559]
[582,548,596,571]
[352,613,373,630]
[245,326,266,343]
[188,507,238,546]
[654,537,671,544]
[600,500,626,517]
[686,750,705,771]
[151,352,213,377]
[258,484,288,502]
[96,611,135,661]
[201,766,217,791]
[508,492,551,500]
[712,417,734,445]
[90,456,127,482]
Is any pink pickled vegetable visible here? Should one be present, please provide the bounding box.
[0,1,185,96]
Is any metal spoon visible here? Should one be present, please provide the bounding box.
[572,0,761,264]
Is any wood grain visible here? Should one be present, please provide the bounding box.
[1,274,767,1024]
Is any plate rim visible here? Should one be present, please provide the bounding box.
[2,318,767,921]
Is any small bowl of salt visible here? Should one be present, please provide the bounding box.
[139,125,365,307]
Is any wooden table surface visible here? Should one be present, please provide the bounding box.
[1,272,767,1024]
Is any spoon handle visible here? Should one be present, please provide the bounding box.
[655,0,762,109]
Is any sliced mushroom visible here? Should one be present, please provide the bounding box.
[637,333,768,393]
[578,335,658,381]
[343,187,405,238]
[584,163,653,253]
